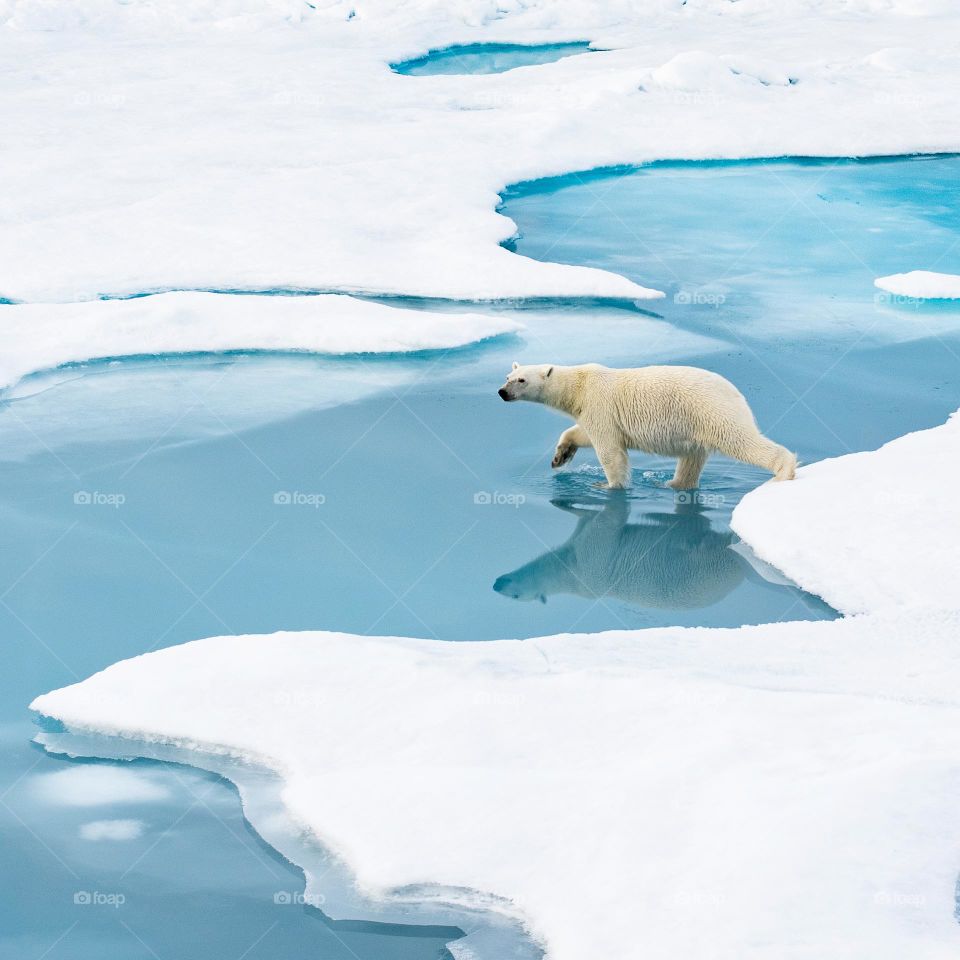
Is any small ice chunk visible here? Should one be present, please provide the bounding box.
[874,270,960,299]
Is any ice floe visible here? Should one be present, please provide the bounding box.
[732,410,960,615]
[875,271,960,299]
[0,291,521,391]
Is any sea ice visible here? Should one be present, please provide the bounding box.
[2,0,958,303]
[0,291,521,391]
[732,411,960,615]
[875,271,960,299]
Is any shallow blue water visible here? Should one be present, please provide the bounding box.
[392,42,594,76]
[4,154,960,959]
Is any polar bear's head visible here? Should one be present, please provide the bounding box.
[498,361,554,403]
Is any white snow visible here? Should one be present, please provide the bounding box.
[875,271,960,299]
[0,291,521,390]
[2,0,959,303]
[78,818,145,841]
[732,411,960,615]
[30,765,171,806]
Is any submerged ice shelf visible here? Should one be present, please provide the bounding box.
[31,730,538,960]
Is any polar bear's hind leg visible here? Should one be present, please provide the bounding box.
[667,448,709,490]
[717,431,796,481]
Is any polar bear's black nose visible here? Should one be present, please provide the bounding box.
[498,388,510,401]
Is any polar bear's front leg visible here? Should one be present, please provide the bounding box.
[594,442,631,490]
[552,425,593,469]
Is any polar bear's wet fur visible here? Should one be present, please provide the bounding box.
[498,362,796,490]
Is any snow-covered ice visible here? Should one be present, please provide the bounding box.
[32,409,960,959]
[875,271,960,299]
[32,607,960,960]
[2,0,959,303]
[0,291,520,391]
[732,411,960,615]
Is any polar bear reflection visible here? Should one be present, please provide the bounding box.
[493,496,745,608]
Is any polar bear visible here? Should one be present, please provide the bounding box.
[497,362,796,489]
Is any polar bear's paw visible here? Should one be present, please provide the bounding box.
[773,449,798,481]
[551,442,577,469]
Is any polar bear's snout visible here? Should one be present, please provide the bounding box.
[499,361,549,402]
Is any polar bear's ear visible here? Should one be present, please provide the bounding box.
[545,366,553,377]
[512,361,519,371]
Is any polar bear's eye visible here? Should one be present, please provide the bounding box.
[518,378,526,384]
